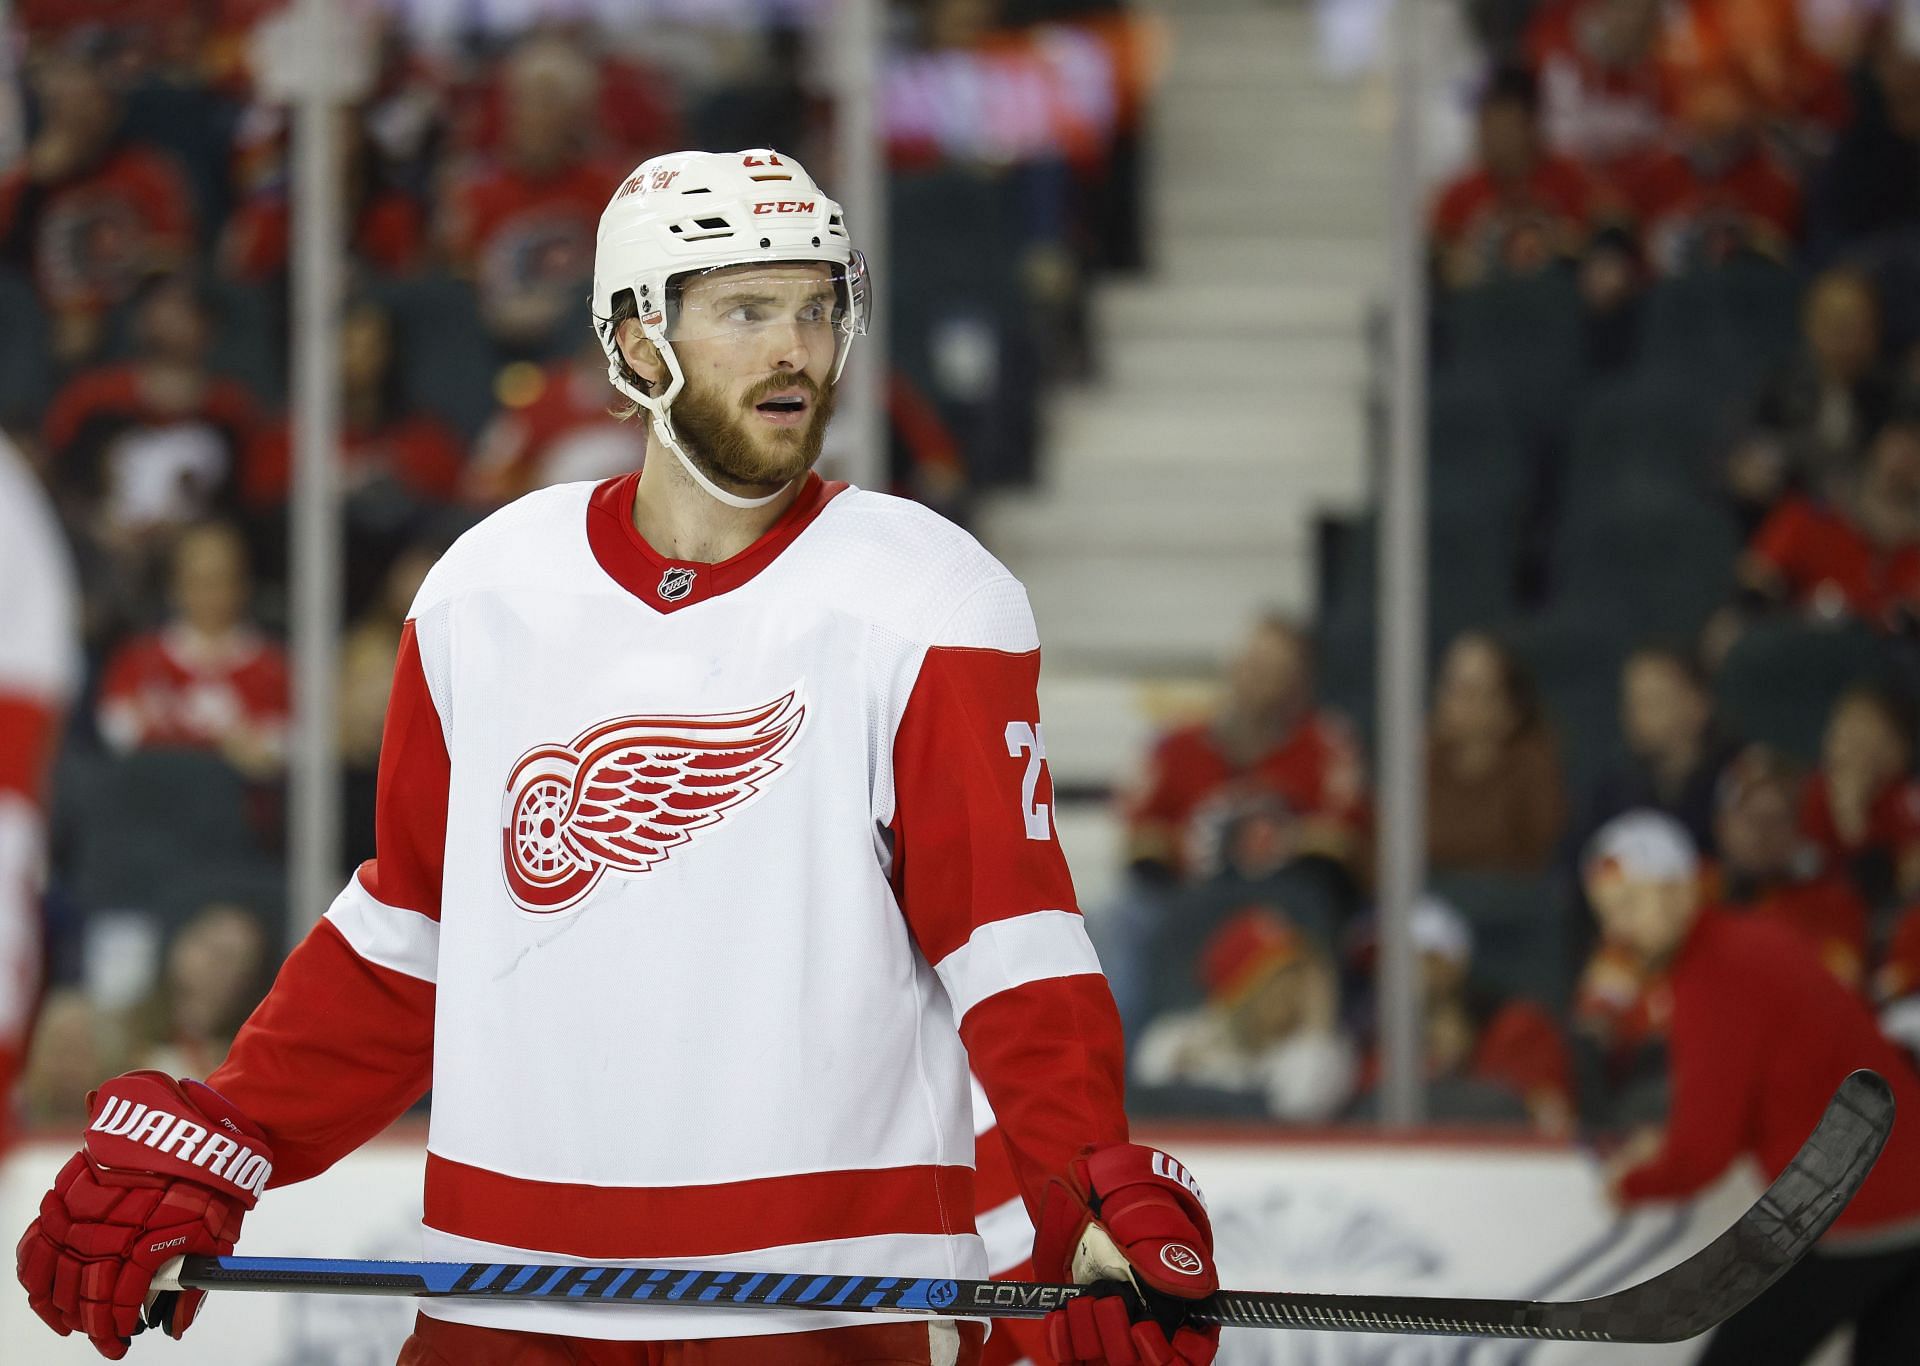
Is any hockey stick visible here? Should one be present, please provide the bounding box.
[155,1069,1893,1343]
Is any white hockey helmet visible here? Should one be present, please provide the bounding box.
[590,149,870,508]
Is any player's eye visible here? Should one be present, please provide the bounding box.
[725,305,764,325]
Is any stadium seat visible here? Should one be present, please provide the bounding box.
[1435,272,1587,444]
[1429,367,1532,518]
[0,268,52,428]
[54,748,282,932]
[1549,492,1741,643]
[1425,869,1574,1010]
[1560,370,1726,513]
[1715,619,1902,763]
[1635,260,1803,408]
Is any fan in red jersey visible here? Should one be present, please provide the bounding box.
[0,38,194,364]
[16,149,1216,1366]
[0,437,81,1158]
[1586,811,1920,1364]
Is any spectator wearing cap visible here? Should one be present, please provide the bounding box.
[1740,415,1920,631]
[1430,66,1596,290]
[1351,898,1577,1135]
[1709,745,1870,987]
[95,520,289,780]
[1585,643,1740,857]
[0,37,195,363]
[1583,810,1920,1365]
[1798,685,1920,911]
[1426,631,1568,874]
[1730,268,1894,531]
[1131,908,1358,1124]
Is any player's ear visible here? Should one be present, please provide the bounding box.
[615,319,666,390]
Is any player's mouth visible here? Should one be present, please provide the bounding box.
[751,390,811,427]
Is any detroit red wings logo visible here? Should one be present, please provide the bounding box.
[501,692,806,913]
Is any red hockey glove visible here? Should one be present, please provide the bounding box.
[1032,1143,1219,1366]
[15,1070,273,1360]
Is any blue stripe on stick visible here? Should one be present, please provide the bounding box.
[631,1270,674,1300]
[862,1278,899,1309]
[796,1276,834,1304]
[699,1274,736,1302]
[668,1271,702,1301]
[536,1269,570,1296]
[567,1269,605,1297]
[766,1274,799,1303]
[601,1269,635,1299]
[504,1266,542,1292]
[733,1273,767,1302]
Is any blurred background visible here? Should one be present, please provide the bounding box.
[4,0,1920,1360]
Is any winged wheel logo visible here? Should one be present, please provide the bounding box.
[501,692,805,912]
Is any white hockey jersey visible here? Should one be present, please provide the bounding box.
[211,472,1127,1338]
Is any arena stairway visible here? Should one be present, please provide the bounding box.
[976,0,1391,903]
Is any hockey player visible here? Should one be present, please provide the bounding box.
[16,150,1219,1366]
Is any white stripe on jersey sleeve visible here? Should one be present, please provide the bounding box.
[932,910,1102,1023]
[324,873,440,984]
[977,1193,1037,1276]
[969,1071,996,1137]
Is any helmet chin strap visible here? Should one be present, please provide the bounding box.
[612,328,794,512]
[653,407,793,511]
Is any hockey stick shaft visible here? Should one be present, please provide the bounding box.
[156,1070,1895,1344]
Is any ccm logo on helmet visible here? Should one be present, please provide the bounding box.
[754,200,816,215]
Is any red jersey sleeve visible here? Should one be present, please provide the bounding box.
[207,618,446,1185]
[890,577,1128,1217]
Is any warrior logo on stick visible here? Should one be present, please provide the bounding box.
[501,692,806,913]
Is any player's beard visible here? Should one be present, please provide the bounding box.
[667,372,837,493]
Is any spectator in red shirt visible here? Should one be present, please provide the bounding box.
[464,335,647,508]
[0,38,195,364]
[1426,630,1568,873]
[220,109,427,284]
[1624,81,1802,274]
[1798,685,1920,911]
[1729,267,1893,530]
[1524,0,1671,172]
[1584,810,1920,1365]
[248,297,463,508]
[96,520,290,780]
[42,273,271,638]
[1710,744,1870,987]
[1430,66,1596,289]
[1123,615,1368,883]
[440,32,626,354]
[1741,414,1920,629]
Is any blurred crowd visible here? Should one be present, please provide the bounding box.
[1,0,1154,1129]
[1097,0,1920,1138]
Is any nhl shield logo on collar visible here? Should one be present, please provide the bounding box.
[657,567,697,602]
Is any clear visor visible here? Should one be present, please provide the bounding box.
[665,252,871,354]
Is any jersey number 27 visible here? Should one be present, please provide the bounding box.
[1003,721,1053,842]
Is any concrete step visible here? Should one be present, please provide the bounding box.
[1046,390,1363,459]
[1096,281,1371,339]
[1020,556,1314,669]
[1141,233,1390,285]
[1100,333,1371,393]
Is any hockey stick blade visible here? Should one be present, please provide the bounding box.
[156,1070,1893,1343]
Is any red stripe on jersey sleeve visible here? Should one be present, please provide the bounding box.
[355,619,449,922]
[206,617,449,1180]
[960,975,1127,1224]
[423,1155,977,1260]
[889,644,1079,964]
[208,918,434,1186]
[0,693,62,804]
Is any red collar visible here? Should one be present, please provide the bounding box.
[585,470,848,613]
